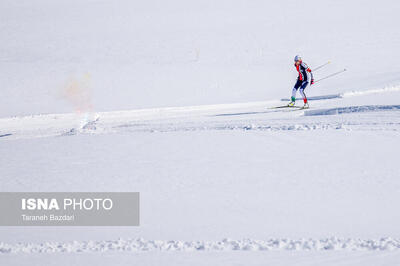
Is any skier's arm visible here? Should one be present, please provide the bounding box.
[307,68,314,82]
[303,63,314,84]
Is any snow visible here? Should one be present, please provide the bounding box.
[2,238,400,253]
[0,88,399,140]
[1,122,400,242]
[1,0,400,265]
[1,0,400,117]
[2,251,400,266]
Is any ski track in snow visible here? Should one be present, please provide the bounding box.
[304,105,400,116]
[0,87,400,140]
[280,85,400,101]
[1,238,400,254]
[340,86,400,98]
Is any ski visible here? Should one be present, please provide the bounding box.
[269,105,303,109]
[287,106,309,110]
[268,105,310,111]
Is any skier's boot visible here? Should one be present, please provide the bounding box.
[288,96,296,107]
[302,102,309,109]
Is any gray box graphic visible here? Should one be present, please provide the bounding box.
[0,192,139,226]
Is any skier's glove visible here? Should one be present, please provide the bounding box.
[311,79,315,85]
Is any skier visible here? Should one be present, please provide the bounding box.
[288,55,314,108]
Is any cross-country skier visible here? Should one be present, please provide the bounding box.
[288,55,314,108]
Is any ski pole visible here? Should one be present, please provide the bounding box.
[315,69,346,83]
[313,61,331,72]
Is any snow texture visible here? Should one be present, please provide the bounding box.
[1,0,400,265]
[2,238,400,254]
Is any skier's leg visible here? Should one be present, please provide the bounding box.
[288,87,298,106]
[299,81,309,106]
[299,88,307,103]
[290,80,301,103]
[291,87,297,102]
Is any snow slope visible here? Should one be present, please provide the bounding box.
[1,86,399,140]
[1,0,400,265]
[1,88,400,265]
[1,0,400,117]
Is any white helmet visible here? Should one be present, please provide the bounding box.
[294,55,302,62]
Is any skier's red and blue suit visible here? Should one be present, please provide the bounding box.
[292,62,313,103]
